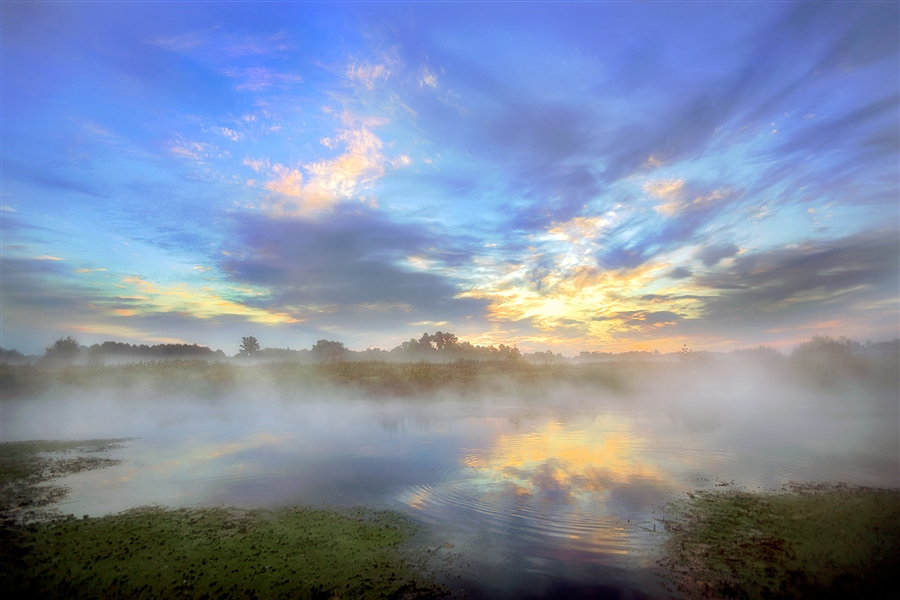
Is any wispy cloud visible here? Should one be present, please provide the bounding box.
[258,117,409,216]
[242,157,270,172]
[420,66,438,89]
[169,139,219,161]
[224,66,303,92]
[154,28,294,58]
[3,1,896,354]
[217,127,241,141]
[346,61,391,89]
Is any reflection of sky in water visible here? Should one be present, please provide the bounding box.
[459,416,669,502]
[6,389,898,597]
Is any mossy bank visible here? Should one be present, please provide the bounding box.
[658,483,900,599]
[0,439,448,600]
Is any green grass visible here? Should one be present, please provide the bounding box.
[2,352,897,403]
[0,358,634,400]
[2,506,446,600]
[0,439,448,599]
[658,483,900,599]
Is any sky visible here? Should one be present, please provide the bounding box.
[1,1,898,356]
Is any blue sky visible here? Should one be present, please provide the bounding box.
[2,1,898,355]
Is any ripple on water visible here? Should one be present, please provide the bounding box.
[401,475,659,570]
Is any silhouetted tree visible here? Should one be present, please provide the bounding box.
[677,343,710,363]
[45,336,81,362]
[791,336,852,362]
[311,339,346,364]
[239,336,261,356]
[433,331,458,351]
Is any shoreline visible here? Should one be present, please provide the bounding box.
[0,439,451,599]
[658,483,900,599]
[3,438,899,599]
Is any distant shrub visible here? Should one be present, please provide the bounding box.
[44,336,81,363]
[676,344,711,364]
[729,345,785,363]
[791,336,854,365]
[789,336,865,387]
[86,341,222,363]
[0,347,28,364]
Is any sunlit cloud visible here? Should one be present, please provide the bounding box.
[264,164,305,196]
[117,276,298,325]
[242,157,269,172]
[457,213,710,350]
[170,139,218,161]
[346,61,391,89]
[390,154,413,168]
[218,127,241,141]
[462,258,699,351]
[643,179,684,200]
[2,1,896,354]
[259,119,408,216]
[420,66,438,88]
[69,323,187,345]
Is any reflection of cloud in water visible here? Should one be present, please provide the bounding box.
[462,416,673,509]
[147,432,293,476]
[403,413,677,573]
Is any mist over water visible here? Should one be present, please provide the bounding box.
[3,357,898,598]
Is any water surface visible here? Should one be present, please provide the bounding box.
[5,376,898,598]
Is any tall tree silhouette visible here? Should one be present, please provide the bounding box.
[240,336,261,356]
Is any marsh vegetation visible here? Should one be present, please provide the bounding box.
[659,484,900,599]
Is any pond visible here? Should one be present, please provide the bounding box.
[5,371,898,598]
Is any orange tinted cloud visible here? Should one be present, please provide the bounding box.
[261,123,405,216]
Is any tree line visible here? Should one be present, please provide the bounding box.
[238,331,522,364]
[1,332,897,366]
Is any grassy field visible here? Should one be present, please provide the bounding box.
[0,439,448,600]
[0,359,636,400]
[658,484,900,599]
[2,350,896,402]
